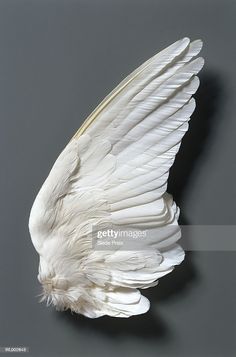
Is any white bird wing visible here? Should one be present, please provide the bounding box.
[29,38,204,318]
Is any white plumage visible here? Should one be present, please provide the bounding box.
[29,38,204,318]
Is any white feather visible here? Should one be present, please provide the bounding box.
[29,37,204,318]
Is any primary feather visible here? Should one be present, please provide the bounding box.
[29,37,204,318]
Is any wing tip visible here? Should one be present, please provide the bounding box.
[190,38,204,54]
[197,56,205,71]
[181,37,190,44]
[195,38,204,46]
[188,56,205,74]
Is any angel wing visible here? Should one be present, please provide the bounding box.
[29,37,204,318]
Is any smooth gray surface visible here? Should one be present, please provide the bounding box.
[0,1,235,356]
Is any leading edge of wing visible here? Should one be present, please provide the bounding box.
[72,37,193,139]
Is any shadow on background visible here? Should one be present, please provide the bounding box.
[55,70,223,340]
[56,309,168,339]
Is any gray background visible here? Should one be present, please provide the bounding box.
[0,0,235,356]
